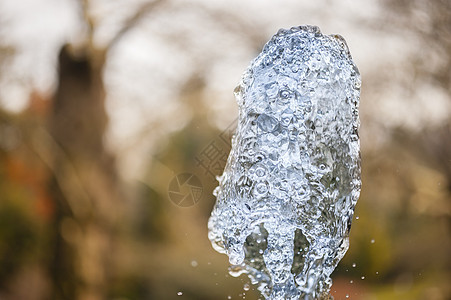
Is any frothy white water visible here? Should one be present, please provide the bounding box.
[208,25,361,299]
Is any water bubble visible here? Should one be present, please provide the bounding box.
[265,82,279,98]
[208,25,361,300]
[281,109,293,127]
[263,56,272,66]
[256,166,266,178]
[278,88,295,104]
[257,114,278,132]
[299,38,308,48]
[290,61,300,73]
[254,182,269,197]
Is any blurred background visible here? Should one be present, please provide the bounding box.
[0,0,450,299]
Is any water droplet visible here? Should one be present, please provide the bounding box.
[352,263,356,268]
[361,276,365,280]
[177,291,183,296]
[370,239,375,244]
[243,283,250,291]
[191,260,198,267]
[345,294,349,299]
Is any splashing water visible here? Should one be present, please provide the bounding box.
[208,25,361,299]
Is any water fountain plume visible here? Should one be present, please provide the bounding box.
[208,25,361,299]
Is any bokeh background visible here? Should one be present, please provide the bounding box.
[0,0,450,299]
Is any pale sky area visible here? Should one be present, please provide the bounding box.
[1,0,449,178]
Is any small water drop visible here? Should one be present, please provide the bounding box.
[191,260,198,267]
[361,276,365,280]
[177,291,183,296]
[370,239,375,244]
[355,216,359,220]
[345,294,349,299]
[352,263,356,268]
[228,296,232,299]
[350,280,354,284]
[243,283,250,291]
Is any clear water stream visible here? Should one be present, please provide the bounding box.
[208,25,361,300]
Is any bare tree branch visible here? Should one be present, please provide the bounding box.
[80,0,95,43]
[199,7,267,50]
[31,126,93,220]
[107,0,166,50]
[168,1,268,50]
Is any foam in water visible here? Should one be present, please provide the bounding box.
[208,25,361,299]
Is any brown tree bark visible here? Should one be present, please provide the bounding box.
[48,45,122,300]
[45,1,167,297]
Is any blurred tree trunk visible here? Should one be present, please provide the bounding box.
[382,0,451,190]
[48,45,122,300]
[44,1,166,297]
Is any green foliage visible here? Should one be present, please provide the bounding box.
[0,194,40,285]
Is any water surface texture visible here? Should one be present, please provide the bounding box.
[208,25,361,299]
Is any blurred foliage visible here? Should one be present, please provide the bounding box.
[0,0,450,299]
[0,192,40,285]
